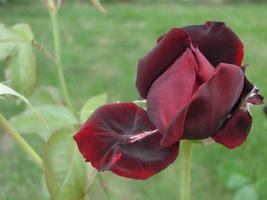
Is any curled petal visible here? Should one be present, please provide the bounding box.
[162,63,244,147]
[73,103,179,180]
[246,87,264,105]
[213,110,252,149]
[182,21,244,66]
[190,44,215,82]
[136,28,189,98]
[147,49,197,136]
[230,77,263,114]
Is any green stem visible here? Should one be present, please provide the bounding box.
[180,140,193,200]
[33,40,56,64]
[97,173,114,200]
[0,113,44,169]
[47,0,74,113]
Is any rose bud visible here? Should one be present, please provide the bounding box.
[136,21,263,148]
[74,21,263,180]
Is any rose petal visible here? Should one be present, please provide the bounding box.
[190,44,215,82]
[184,63,245,139]
[213,110,252,149]
[136,28,189,98]
[182,21,244,67]
[162,63,244,147]
[247,88,264,105]
[73,102,179,180]
[230,77,254,113]
[231,78,264,114]
[147,49,198,136]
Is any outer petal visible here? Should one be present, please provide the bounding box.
[182,21,244,67]
[136,28,189,98]
[231,78,264,114]
[73,102,179,180]
[147,49,198,136]
[247,87,264,105]
[162,63,244,147]
[213,110,252,149]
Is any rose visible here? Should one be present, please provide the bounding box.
[136,21,263,148]
[74,102,179,179]
[74,21,263,180]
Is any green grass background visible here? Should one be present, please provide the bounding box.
[0,2,266,200]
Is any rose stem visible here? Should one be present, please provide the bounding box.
[0,113,44,169]
[97,173,115,200]
[44,1,109,197]
[46,0,75,114]
[180,140,193,200]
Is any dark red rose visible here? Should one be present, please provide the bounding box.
[136,21,244,99]
[74,103,179,179]
[74,21,263,180]
[137,21,263,148]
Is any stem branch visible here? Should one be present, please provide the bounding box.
[0,113,44,169]
[47,0,74,113]
[180,140,193,200]
[33,40,56,64]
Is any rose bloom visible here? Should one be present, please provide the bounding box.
[74,21,263,180]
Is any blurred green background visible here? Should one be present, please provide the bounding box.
[0,1,267,200]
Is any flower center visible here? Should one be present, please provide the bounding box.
[127,129,158,143]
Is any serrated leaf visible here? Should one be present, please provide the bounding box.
[44,129,87,200]
[9,104,78,136]
[0,23,19,61]
[12,23,34,41]
[5,41,36,96]
[0,23,36,96]
[80,93,107,123]
[234,185,258,200]
[30,86,62,106]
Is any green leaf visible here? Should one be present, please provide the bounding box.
[80,93,107,123]
[0,23,36,96]
[44,129,87,200]
[0,82,31,107]
[6,24,36,96]
[217,161,248,189]
[255,176,267,199]
[0,82,45,123]
[0,23,19,61]
[29,86,62,106]
[234,185,258,200]
[9,104,78,137]
[5,41,36,96]
[226,174,249,190]
[41,175,50,200]
[12,23,34,41]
